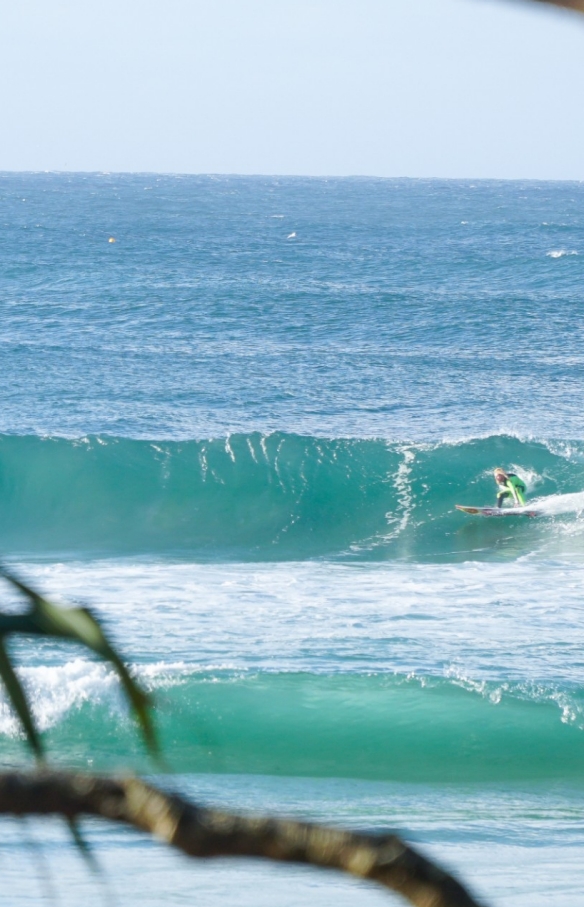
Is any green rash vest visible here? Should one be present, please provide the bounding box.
[498,474,526,506]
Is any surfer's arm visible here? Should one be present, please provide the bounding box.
[497,479,519,507]
[509,477,526,506]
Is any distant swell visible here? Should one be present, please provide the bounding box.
[0,432,582,561]
[3,666,584,782]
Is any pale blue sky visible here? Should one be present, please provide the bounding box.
[0,0,583,178]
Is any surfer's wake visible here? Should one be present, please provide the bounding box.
[529,492,584,517]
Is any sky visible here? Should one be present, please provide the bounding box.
[0,0,583,178]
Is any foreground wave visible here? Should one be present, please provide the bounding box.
[4,664,584,782]
[0,432,583,560]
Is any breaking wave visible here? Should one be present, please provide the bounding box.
[0,432,583,561]
[3,662,584,782]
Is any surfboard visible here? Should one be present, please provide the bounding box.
[456,505,542,518]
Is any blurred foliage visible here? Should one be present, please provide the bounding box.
[534,0,584,11]
[0,568,158,761]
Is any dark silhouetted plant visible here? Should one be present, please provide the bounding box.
[0,567,158,761]
[0,568,483,906]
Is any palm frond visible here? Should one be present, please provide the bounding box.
[0,568,159,761]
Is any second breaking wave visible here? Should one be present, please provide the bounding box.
[2,664,584,782]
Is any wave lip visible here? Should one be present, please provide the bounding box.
[0,432,583,561]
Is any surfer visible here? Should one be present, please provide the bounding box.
[494,468,526,508]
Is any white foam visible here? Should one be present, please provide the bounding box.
[0,659,119,737]
[384,445,415,539]
[530,492,584,516]
[546,249,578,258]
[444,666,584,726]
[0,658,197,739]
[6,558,584,691]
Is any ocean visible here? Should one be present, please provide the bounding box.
[1,173,584,905]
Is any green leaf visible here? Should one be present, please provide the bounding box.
[0,568,159,760]
[67,818,102,875]
[0,637,43,760]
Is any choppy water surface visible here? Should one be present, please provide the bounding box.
[1,174,584,906]
[1,174,584,439]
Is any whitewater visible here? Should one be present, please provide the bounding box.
[1,173,584,906]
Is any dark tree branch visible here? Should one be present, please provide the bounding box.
[532,0,584,10]
[0,771,484,907]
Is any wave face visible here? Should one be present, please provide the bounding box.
[3,665,584,782]
[0,432,583,560]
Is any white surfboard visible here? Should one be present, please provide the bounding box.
[455,504,542,518]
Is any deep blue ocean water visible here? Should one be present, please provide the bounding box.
[1,173,584,905]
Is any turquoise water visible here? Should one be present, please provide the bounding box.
[1,174,584,905]
[0,433,582,559]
